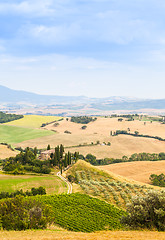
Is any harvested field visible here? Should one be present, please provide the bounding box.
[98,160,165,184]
[0,144,17,159]
[1,230,165,240]
[7,117,165,158]
[17,134,165,159]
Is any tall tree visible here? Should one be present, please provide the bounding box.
[34,147,37,156]
[64,154,67,168]
[60,144,64,159]
[55,146,60,165]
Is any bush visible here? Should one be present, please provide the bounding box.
[121,191,165,231]
[64,130,71,134]
[86,154,96,165]
[0,196,53,230]
[0,187,46,200]
[67,174,75,182]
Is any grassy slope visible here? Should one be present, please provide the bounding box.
[16,117,165,158]
[0,124,55,145]
[0,174,67,194]
[98,160,165,184]
[1,230,164,240]
[4,115,62,129]
[66,160,160,209]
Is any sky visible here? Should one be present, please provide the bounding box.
[0,0,165,98]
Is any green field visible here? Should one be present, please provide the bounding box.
[0,175,67,194]
[4,115,62,129]
[0,124,55,145]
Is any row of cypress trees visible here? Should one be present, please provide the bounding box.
[47,144,79,173]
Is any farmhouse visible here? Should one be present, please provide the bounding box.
[40,149,55,160]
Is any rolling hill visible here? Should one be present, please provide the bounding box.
[16,117,165,159]
[98,161,165,184]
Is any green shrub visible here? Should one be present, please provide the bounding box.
[0,196,53,230]
[150,173,165,187]
[121,191,165,231]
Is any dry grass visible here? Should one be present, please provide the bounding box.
[16,117,165,158]
[98,160,165,184]
[1,229,165,240]
[0,144,17,159]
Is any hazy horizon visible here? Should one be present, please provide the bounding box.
[0,84,163,100]
[0,1,165,99]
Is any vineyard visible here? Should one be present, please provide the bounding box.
[37,193,125,232]
[66,160,157,209]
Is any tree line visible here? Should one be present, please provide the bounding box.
[0,111,23,123]
[70,116,97,124]
[79,152,165,166]
[112,129,165,142]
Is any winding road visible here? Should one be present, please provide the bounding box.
[57,171,72,194]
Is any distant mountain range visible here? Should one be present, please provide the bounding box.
[0,85,165,115]
[0,85,89,104]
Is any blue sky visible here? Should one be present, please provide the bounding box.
[0,0,165,98]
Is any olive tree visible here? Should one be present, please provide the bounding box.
[121,190,165,231]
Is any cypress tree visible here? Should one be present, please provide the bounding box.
[55,146,60,165]
[34,147,37,156]
[74,152,79,162]
[53,153,58,166]
[64,154,67,168]
[60,144,64,159]
[67,151,70,165]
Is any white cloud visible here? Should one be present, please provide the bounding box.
[1,53,165,99]
[19,23,83,44]
[95,10,153,44]
[0,0,55,16]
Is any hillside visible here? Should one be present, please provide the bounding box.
[98,161,165,184]
[65,160,159,209]
[0,144,17,159]
[16,117,165,158]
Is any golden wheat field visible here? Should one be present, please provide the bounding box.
[1,229,165,240]
[16,117,165,159]
[98,160,165,184]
